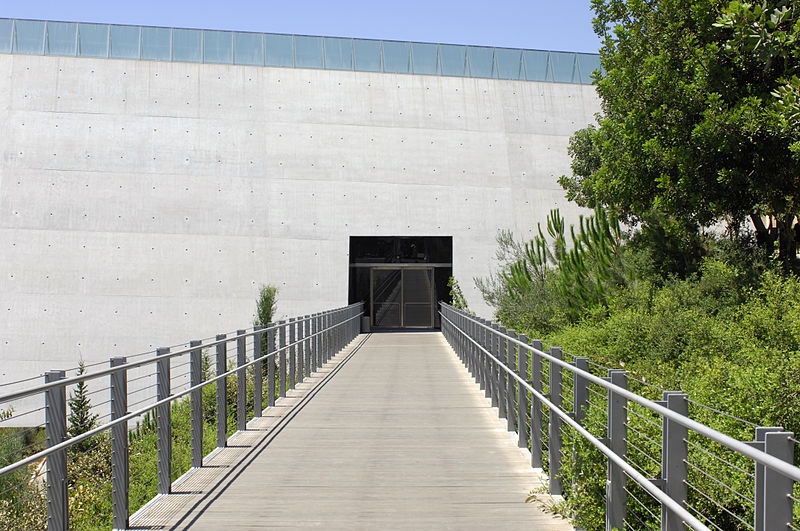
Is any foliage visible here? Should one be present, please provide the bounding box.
[561,0,800,266]
[0,416,47,529]
[479,207,631,326]
[447,276,470,312]
[68,361,99,453]
[506,260,800,529]
[254,284,279,327]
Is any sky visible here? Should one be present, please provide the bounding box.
[0,0,602,53]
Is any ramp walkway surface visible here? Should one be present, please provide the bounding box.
[132,332,573,530]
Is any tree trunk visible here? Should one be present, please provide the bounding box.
[750,213,776,250]
[777,213,798,269]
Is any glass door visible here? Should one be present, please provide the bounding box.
[402,268,434,328]
[371,268,402,328]
[370,267,434,329]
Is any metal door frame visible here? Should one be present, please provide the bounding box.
[369,266,434,329]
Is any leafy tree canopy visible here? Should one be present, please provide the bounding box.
[561,0,800,265]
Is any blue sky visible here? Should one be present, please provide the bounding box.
[1,0,601,53]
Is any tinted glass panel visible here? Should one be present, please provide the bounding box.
[372,269,402,328]
[0,19,12,53]
[439,44,466,76]
[403,269,433,328]
[551,51,576,83]
[353,39,381,72]
[78,23,108,57]
[468,46,495,78]
[495,48,522,80]
[141,27,170,60]
[524,50,550,81]
[382,41,410,73]
[13,20,45,54]
[577,53,602,84]
[203,30,232,64]
[109,25,140,59]
[294,35,322,68]
[234,32,263,65]
[411,43,438,75]
[324,37,352,70]
[349,236,453,264]
[172,28,201,62]
[46,22,76,56]
[265,33,292,66]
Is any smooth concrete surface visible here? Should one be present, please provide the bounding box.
[133,332,572,530]
[0,52,599,413]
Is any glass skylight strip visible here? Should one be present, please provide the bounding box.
[0,18,601,84]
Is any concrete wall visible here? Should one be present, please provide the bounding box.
[0,52,600,385]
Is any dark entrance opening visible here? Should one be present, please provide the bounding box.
[348,236,453,329]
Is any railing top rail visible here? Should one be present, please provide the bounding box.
[0,308,364,479]
[440,302,800,484]
[0,302,364,405]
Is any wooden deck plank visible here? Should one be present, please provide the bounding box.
[132,332,573,530]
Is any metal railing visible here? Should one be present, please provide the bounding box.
[0,302,364,530]
[440,302,800,531]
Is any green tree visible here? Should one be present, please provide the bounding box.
[447,276,470,312]
[67,361,98,452]
[561,0,800,267]
[253,284,278,327]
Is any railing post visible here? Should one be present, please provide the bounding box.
[549,346,563,495]
[304,316,311,378]
[288,317,296,390]
[755,429,795,531]
[572,355,589,515]
[490,323,499,409]
[531,339,543,468]
[110,357,129,530]
[216,335,227,448]
[45,370,68,531]
[477,318,486,392]
[267,324,276,407]
[518,334,530,449]
[606,369,627,529]
[253,328,263,417]
[156,347,172,495]
[278,322,287,398]
[661,391,688,531]
[312,314,319,371]
[573,357,589,424]
[467,317,474,375]
[322,313,329,363]
[189,340,203,467]
[497,326,507,419]
[506,330,518,433]
[236,330,247,431]
[531,340,543,468]
[336,309,342,352]
[297,317,305,382]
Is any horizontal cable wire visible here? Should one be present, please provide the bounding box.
[685,501,727,531]
[625,438,662,469]
[684,480,754,530]
[626,405,663,430]
[685,459,754,505]
[687,399,757,428]
[623,483,661,522]
[685,439,754,478]
[626,422,662,449]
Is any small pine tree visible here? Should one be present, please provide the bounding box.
[68,361,98,452]
[254,284,279,327]
[448,276,470,312]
